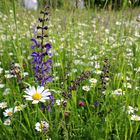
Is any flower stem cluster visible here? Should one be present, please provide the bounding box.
[62,71,91,100]
[95,58,111,115]
[10,62,28,91]
[10,62,22,82]
[100,58,110,91]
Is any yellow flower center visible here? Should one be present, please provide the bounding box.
[134,117,139,121]
[2,104,6,107]
[16,106,22,111]
[40,123,44,129]
[32,92,42,100]
[118,89,122,93]
[8,112,13,116]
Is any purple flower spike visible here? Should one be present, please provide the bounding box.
[30,7,52,87]
[47,93,55,112]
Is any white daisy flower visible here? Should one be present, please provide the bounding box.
[46,138,51,140]
[53,76,59,81]
[0,102,7,109]
[112,89,125,96]
[131,115,140,121]
[23,86,51,104]
[54,62,61,67]
[82,86,90,92]
[3,88,10,96]
[128,106,138,114]
[14,104,26,112]
[71,69,77,73]
[4,118,11,126]
[0,67,3,74]
[128,106,134,114]
[35,121,49,132]
[116,21,121,25]
[0,84,5,88]
[95,62,100,69]
[124,82,132,89]
[27,56,32,60]
[23,72,29,77]
[56,100,61,106]
[4,74,13,79]
[56,99,64,106]
[89,78,97,85]
[94,70,102,75]
[3,108,14,117]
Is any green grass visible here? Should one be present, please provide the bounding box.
[0,2,140,140]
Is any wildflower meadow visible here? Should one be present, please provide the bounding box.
[0,0,140,139]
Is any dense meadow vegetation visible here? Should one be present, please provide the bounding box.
[0,1,140,140]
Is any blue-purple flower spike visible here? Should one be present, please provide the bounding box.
[31,6,52,86]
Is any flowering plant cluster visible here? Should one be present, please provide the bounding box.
[31,6,52,86]
[62,71,91,103]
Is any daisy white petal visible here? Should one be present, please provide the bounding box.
[42,97,50,100]
[37,86,44,93]
[42,91,51,96]
[32,100,39,104]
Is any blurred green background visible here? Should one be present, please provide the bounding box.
[0,0,140,12]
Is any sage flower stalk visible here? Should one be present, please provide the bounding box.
[31,6,52,86]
